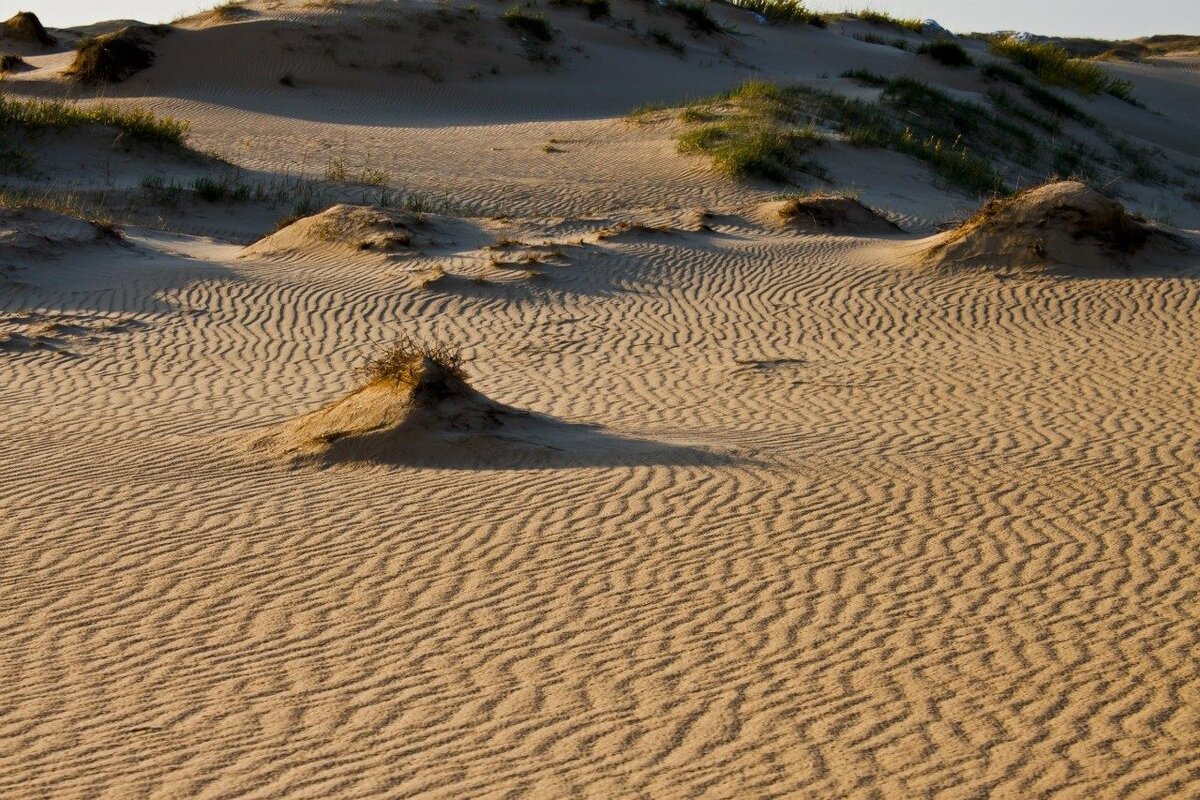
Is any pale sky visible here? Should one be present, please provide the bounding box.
[4,0,1198,38]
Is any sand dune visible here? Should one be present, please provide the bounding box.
[1,2,1199,798]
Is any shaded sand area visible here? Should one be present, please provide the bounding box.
[2,2,1200,797]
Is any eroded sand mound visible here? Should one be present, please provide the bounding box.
[765,194,903,235]
[249,347,526,465]
[241,204,431,262]
[0,207,124,256]
[920,181,1190,273]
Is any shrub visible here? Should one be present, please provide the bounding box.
[192,174,251,202]
[729,0,824,25]
[918,40,972,67]
[989,37,1137,103]
[502,7,553,42]
[67,26,163,84]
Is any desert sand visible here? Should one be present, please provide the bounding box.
[1,1,1199,797]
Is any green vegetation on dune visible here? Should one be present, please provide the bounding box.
[988,38,1138,104]
[0,95,190,147]
[724,0,825,26]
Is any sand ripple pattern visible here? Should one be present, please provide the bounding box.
[2,216,1199,799]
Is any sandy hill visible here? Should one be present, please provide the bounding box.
[1,2,1199,799]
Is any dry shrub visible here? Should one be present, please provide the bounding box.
[67,26,163,84]
[359,335,467,397]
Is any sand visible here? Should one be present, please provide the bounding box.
[2,2,1200,797]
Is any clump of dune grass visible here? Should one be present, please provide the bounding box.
[665,0,724,34]
[727,0,825,26]
[918,40,972,67]
[988,37,1137,103]
[360,336,467,395]
[3,12,56,46]
[0,54,31,73]
[549,0,610,20]
[849,9,923,33]
[66,26,165,84]
[981,62,1100,128]
[648,28,686,55]
[0,187,124,232]
[503,6,554,42]
[209,1,252,21]
[0,94,190,147]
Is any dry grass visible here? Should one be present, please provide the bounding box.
[66,26,163,85]
[0,54,31,73]
[3,12,56,46]
[359,335,467,389]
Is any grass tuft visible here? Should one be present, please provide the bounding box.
[664,0,725,34]
[989,37,1137,103]
[0,94,190,148]
[66,26,164,85]
[727,0,824,25]
[502,6,554,42]
[849,9,923,33]
[359,335,467,391]
[3,12,56,46]
[917,40,972,67]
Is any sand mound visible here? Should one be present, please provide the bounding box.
[241,205,429,261]
[920,181,1190,274]
[66,25,164,84]
[2,12,56,46]
[0,207,123,256]
[249,347,527,465]
[765,194,903,235]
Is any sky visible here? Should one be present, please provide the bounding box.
[4,0,1198,39]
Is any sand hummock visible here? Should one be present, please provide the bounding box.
[919,181,1191,274]
[764,194,904,235]
[241,204,428,262]
[0,207,125,257]
[249,349,526,465]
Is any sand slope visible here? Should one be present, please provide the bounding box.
[1,2,1200,798]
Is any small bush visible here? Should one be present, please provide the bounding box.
[730,0,824,25]
[67,26,163,85]
[989,37,1137,103]
[192,174,251,202]
[502,7,553,42]
[3,12,56,46]
[918,40,972,67]
[360,335,467,390]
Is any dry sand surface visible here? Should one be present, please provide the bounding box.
[2,1,1200,797]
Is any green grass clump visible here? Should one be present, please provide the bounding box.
[502,7,554,41]
[989,38,1137,103]
[678,121,824,181]
[918,40,972,67]
[981,62,1100,127]
[728,0,825,25]
[0,95,190,147]
[850,9,923,33]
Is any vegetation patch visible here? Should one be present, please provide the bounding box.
[648,28,686,55]
[3,12,56,46]
[502,6,554,42]
[664,0,725,34]
[726,0,825,26]
[0,94,190,148]
[980,62,1099,128]
[918,40,972,67]
[848,10,923,33]
[67,26,166,85]
[988,37,1138,104]
[0,55,31,73]
[360,335,467,392]
[550,0,610,19]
